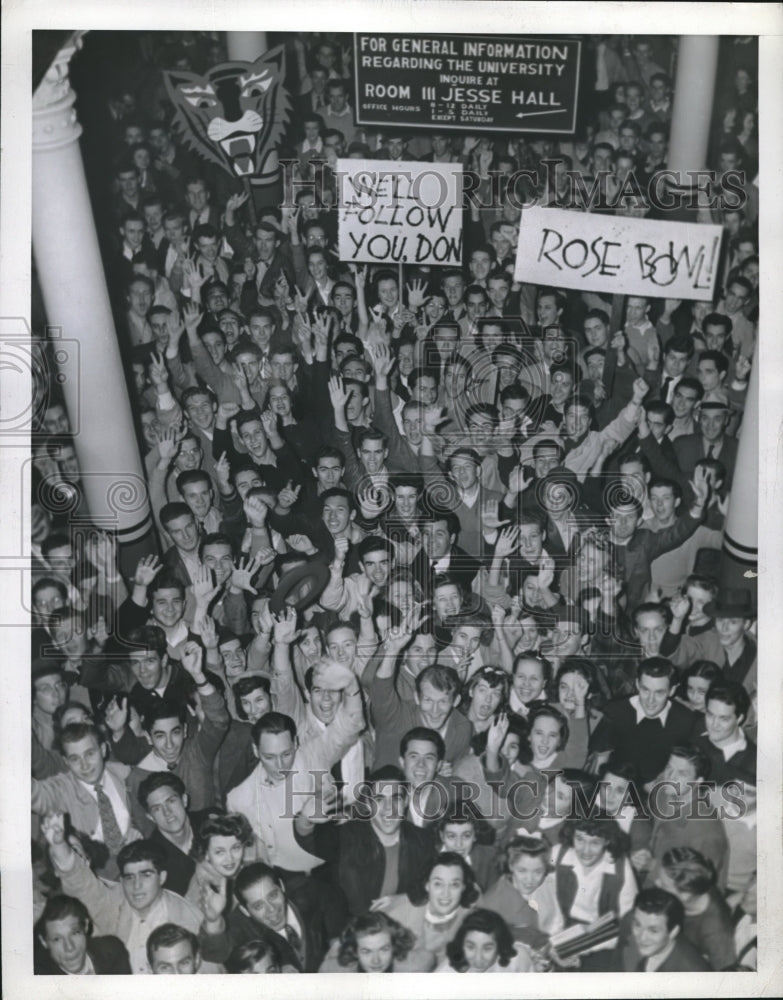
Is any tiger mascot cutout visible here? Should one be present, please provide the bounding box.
[164,45,291,186]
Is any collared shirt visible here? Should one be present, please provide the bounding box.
[163,619,190,654]
[189,206,211,229]
[708,728,747,762]
[629,694,672,727]
[301,138,323,154]
[77,769,131,843]
[458,484,480,509]
[432,553,452,574]
[560,847,618,924]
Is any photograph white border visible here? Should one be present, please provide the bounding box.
[2,3,781,998]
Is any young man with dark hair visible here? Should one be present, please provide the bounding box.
[590,658,697,786]
[617,887,711,971]
[693,681,756,786]
[147,922,202,974]
[293,764,436,916]
[227,660,364,876]
[32,723,140,874]
[42,815,203,974]
[110,642,228,815]
[199,861,323,971]
[34,894,131,975]
[137,773,199,896]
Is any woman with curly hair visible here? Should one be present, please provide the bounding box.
[553,813,638,929]
[482,835,564,947]
[319,911,436,972]
[185,812,255,912]
[439,908,537,972]
[377,852,480,961]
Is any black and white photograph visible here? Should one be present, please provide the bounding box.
[1,3,781,997]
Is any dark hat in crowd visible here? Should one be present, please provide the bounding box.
[704,587,756,619]
[269,557,330,615]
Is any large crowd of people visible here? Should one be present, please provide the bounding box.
[29,31,759,975]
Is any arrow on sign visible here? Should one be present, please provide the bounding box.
[515,108,567,119]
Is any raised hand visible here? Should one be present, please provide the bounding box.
[156,425,184,463]
[491,603,507,629]
[735,355,752,381]
[385,603,422,651]
[646,339,661,369]
[200,878,228,923]
[225,191,249,214]
[356,483,388,519]
[183,300,203,331]
[293,289,310,316]
[508,464,532,495]
[134,554,161,588]
[669,592,691,621]
[214,452,231,489]
[41,812,67,848]
[478,147,494,174]
[482,499,511,531]
[371,342,394,378]
[406,279,428,311]
[332,535,350,566]
[689,464,711,508]
[198,614,219,650]
[312,658,358,693]
[149,351,171,388]
[182,258,206,291]
[632,376,649,405]
[231,552,265,595]
[273,606,298,644]
[286,532,317,554]
[181,640,206,681]
[494,525,520,559]
[243,495,269,532]
[216,401,241,424]
[486,712,510,756]
[276,480,301,511]
[87,615,109,649]
[259,409,278,439]
[422,405,448,436]
[193,563,221,606]
[231,362,250,394]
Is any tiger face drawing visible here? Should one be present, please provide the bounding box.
[164,46,291,181]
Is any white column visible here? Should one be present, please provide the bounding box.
[226,32,268,62]
[32,33,154,566]
[721,350,758,590]
[665,36,720,219]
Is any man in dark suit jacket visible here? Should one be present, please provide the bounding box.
[590,657,697,786]
[199,862,332,972]
[137,772,202,896]
[293,765,437,916]
[410,509,483,598]
[615,888,711,971]
[673,401,738,487]
[34,895,132,974]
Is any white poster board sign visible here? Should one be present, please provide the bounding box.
[337,158,463,266]
[515,205,723,300]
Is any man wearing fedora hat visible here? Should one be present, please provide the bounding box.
[662,588,757,697]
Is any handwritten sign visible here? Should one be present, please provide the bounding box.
[354,33,580,133]
[337,158,463,266]
[514,207,724,300]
